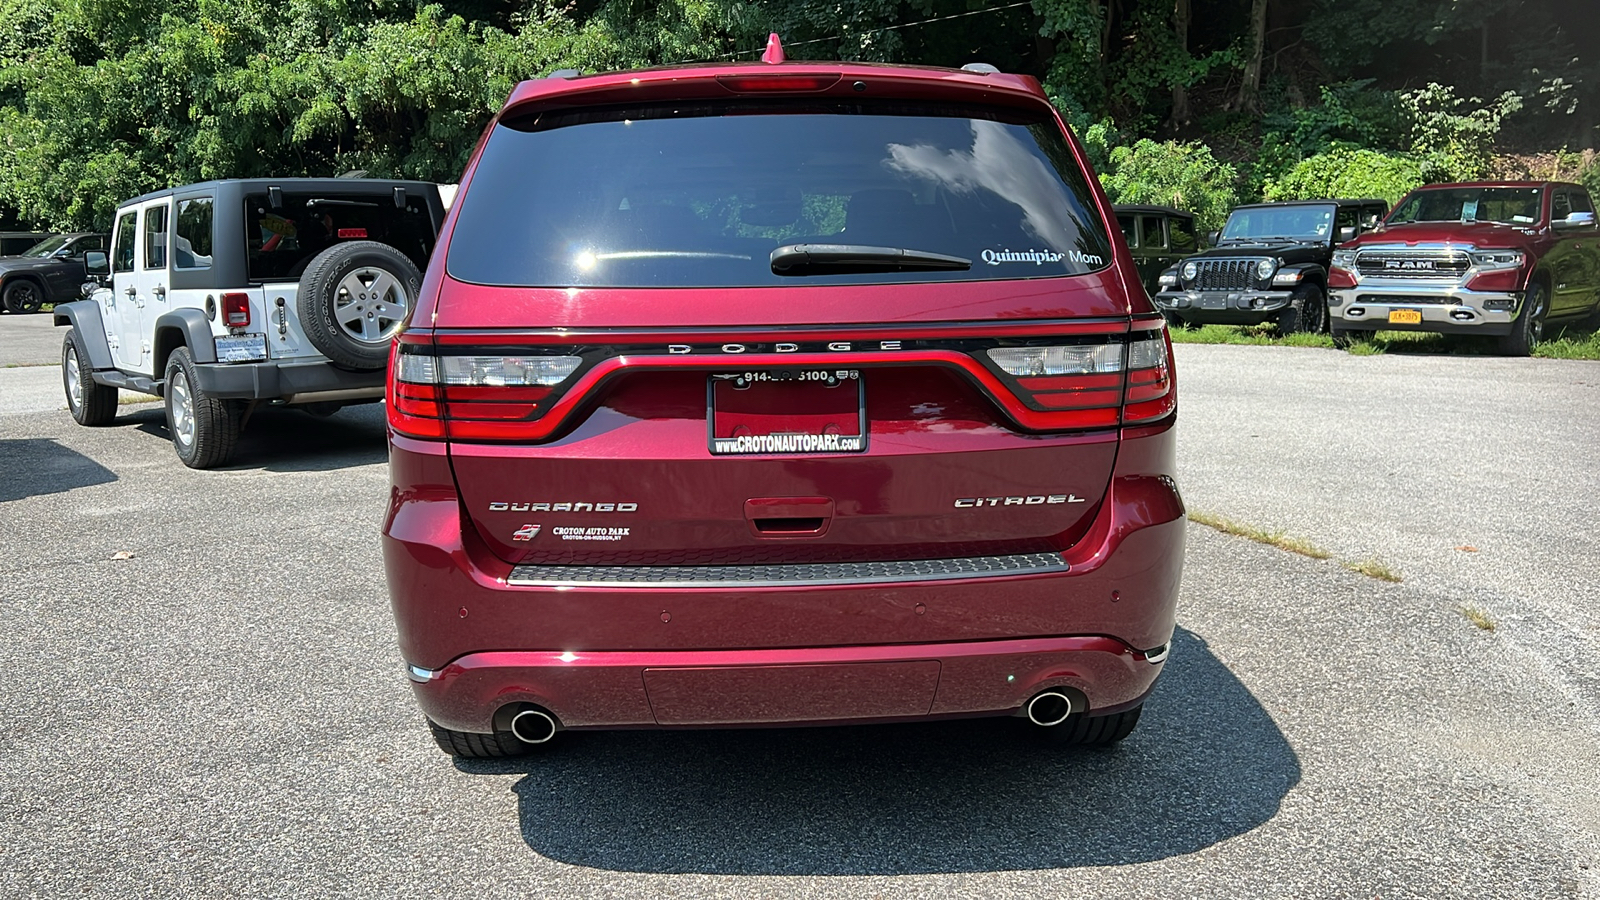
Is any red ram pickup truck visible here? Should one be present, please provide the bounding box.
[1328,181,1600,355]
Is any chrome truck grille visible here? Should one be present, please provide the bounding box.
[1355,249,1471,279]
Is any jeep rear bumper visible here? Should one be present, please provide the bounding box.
[192,359,385,402]
[1329,283,1521,335]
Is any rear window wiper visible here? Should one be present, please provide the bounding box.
[770,243,971,276]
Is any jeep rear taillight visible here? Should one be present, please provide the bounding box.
[222,293,250,327]
[387,345,581,440]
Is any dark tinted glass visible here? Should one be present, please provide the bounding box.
[1169,216,1197,252]
[112,212,137,273]
[1117,215,1136,246]
[144,204,168,270]
[448,101,1112,288]
[1553,192,1572,220]
[1572,190,1595,214]
[175,198,214,269]
[1138,215,1165,249]
[244,192,435,282]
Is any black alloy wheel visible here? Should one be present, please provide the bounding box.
[2,279,44,314]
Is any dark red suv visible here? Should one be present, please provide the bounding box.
[383,50,1185,757]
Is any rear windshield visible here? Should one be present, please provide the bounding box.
[244,191,435,282]
[447,101,1112,288]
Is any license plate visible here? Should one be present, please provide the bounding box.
[215,333,267,363]
[709,370,866,455]
[1388,309,1423,325]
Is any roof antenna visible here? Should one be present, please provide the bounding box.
[762,33,785,64]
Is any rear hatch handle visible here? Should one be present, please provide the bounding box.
[746,497,834,537]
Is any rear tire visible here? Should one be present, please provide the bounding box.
[427,719,538,758]
[62,329,118,426]
[1277,283,1326,334]
[164,347,242,469]
[1498,281,1549,357]
[1036,705,1143,746]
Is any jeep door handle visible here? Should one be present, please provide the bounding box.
[124,286,137,296]
[152,285,166,299]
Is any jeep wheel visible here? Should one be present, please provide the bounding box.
[1034,705,1143,746]
[1497,280,1549,357]
[298,241,421,370]
[165,347,241,469]
[1278,283,1326,334]
[62,328,118,426]
[3,278,44,314]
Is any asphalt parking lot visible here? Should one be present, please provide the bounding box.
[2,316,1597,898]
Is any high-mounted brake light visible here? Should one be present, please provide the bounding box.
[222,293,250,328]
[388,348,583,441]
[715,74,841,93]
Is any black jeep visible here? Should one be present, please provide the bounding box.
[1153,198,1387,333]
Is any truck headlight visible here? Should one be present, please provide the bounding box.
[1255,258,1277,280]
[1181,260,1198,281]
[1470,249,1525,271]
[1331,249,1357,270]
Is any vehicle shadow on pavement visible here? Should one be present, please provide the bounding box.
[0,438,117,502]
[131,404,387,471]
[469,626,1300,874]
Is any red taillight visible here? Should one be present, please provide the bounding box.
[1122,329,1175,424]
[715,74,841,93]
[222,293,250,327]
[984,330,1174,429]
[387,345,580,441]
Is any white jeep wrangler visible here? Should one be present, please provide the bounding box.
[56,178,444,467]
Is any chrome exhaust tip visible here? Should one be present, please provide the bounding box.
[509,708,558,745]
[1025,690,1074,727]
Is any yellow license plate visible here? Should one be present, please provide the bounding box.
[1388,309,1423,324]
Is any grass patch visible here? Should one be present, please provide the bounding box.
[1534,325,1600,361]
[1187,510,1333,559]
[1171,321,1600,360]
[1342,557,1403,582]
[1459,605,1496,631]
[1168,323,1333,348]
[118,391,160,405]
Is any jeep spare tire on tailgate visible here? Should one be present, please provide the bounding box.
[298,241,421,369]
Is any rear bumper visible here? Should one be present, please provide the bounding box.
[383,424,1185,734]
[1154,288,1292,325]
[1329,282,1520,336]
[191,358,385,401]
[408,636,1165,731]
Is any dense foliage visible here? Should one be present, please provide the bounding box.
[0,0,1595,230]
